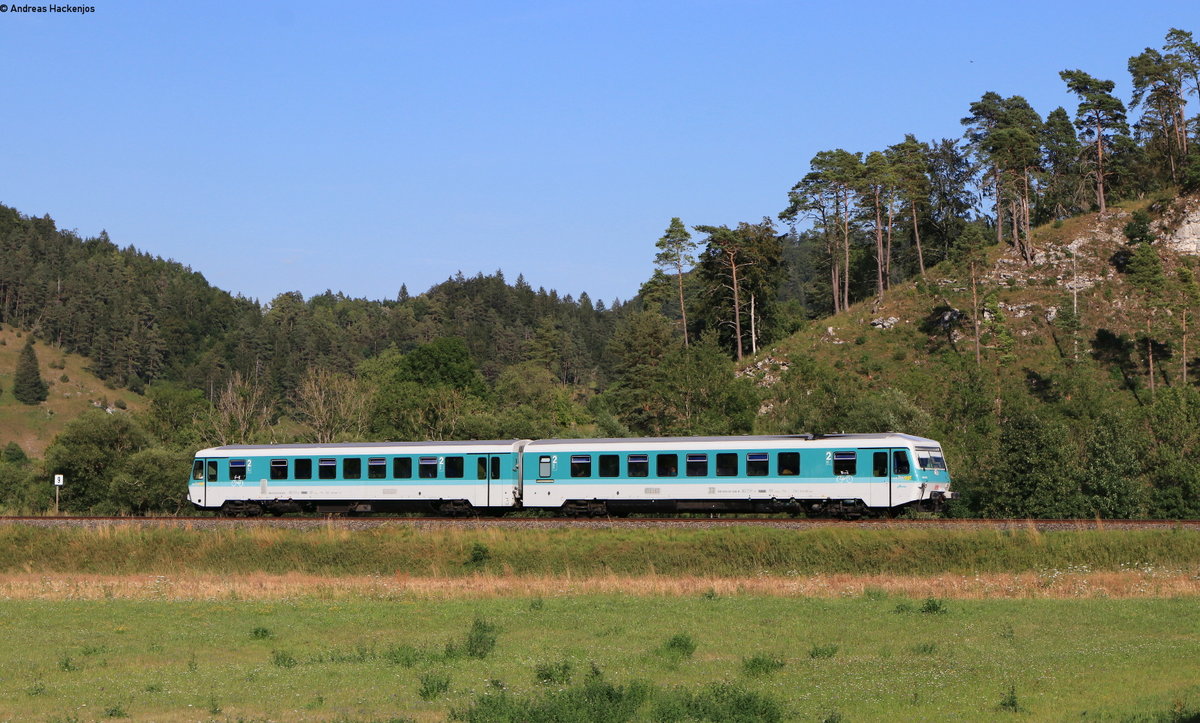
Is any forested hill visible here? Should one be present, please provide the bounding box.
[0,203,627,397]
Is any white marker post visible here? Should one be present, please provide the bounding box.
[53,474,64,515]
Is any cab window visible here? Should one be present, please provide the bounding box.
[893,451,911,475]
[192,460,205,481]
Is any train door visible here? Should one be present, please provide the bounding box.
[870,449,891,507]
[476,455,505,508]
[190,459,206,507]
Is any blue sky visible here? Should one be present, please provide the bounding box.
[1,1,1195,306]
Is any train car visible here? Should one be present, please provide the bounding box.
[188,440,526,515]
[521,433,952,517]
[188,433,952,516]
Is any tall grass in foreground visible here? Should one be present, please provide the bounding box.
[2,524,1199,577]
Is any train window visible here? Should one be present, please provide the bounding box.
[599,454,620,477]
[656,454,678,477]
[207,460,218,482]
[192,460,205,480]
[492,457,501,480]
[893,451,911,475]
[778,452,799,476]
[319,458,337,480]
[393,457,412,479]
[716,453,738,476]
[419,457,439,479]
[746,453,769,476]
[270,459,289,480]
[628,454,649,477]
[344,458,362,480]
[570,455,592,478]
[833,451,857,476]
[295,458,312,480]
[368,458,387,479]
[445,456,464,478]
[873,452,888,477]
[916,449,946,470]
[477,458,489,480]
[686,454,708,477]
[229,460,247,481]
[539,456,552,478]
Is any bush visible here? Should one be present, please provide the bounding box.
[419,671,451,701]
[741,654,785,677]
[464,618,497,659]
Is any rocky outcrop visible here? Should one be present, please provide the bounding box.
[1162,196,1200,255]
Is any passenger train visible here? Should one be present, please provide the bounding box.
[188,434,953,517]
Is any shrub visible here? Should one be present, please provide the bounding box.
[465,618,498,659]
[270,650,297,668]
[419,672,451,701]
[661,632,697,660]
[809,644,839,659]
[534,659,573,685]
[920,598,948,615]
[653,682,784,723]
[741,654,785,677]
[251,627,273,640]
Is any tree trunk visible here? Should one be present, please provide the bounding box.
[911,205,925,276]
[1096,119,1106,214]
[675,265,689,347]
[729,248,744,361]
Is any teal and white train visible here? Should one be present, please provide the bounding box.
[188,433,953,517]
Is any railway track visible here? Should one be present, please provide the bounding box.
[2,515,1198,531]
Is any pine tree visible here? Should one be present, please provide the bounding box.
[12,337,49,404]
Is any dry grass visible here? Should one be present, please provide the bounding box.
[2,569,1197,601]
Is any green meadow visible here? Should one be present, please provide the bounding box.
[1,595,1198,721]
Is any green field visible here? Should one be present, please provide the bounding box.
[1,595,1197,721]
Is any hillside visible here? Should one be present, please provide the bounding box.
[754,194,1199,397]
[0,324,146,458]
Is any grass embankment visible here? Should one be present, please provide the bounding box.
[3,523,1198,577]
[3,523,1199,600]
[1,595,1197,721]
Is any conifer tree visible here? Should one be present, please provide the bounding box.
[12,337,48,405]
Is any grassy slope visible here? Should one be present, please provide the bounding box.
[0,324,147,458]
[754,198,1178,423]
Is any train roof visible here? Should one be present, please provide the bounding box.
[523,433,942,451]
[195,440,528,457]
[195,434,944,458]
